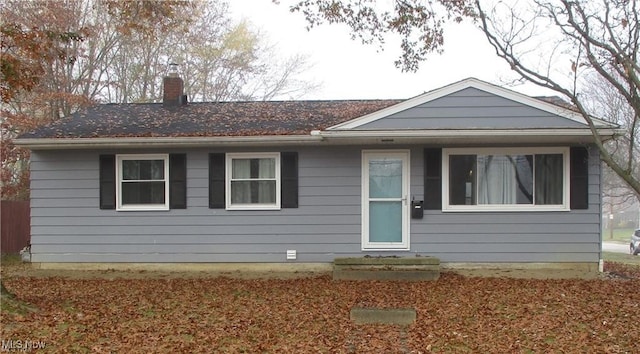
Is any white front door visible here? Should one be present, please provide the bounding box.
[362,150,410,250]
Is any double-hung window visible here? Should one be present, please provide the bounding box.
[116,154,169,211]
[226,153,281,210]
[443,147,569,211]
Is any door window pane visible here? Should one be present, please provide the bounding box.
[369,159,402,198]
[369,201,402,242]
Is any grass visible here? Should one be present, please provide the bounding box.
[0,293,38,315]
[0,253,21,267]
[601,227,636,242]
[1,254,38,316]
[602,251,640,265]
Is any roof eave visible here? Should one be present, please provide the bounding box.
[14,128,621,150]
[316,128,621,145]
[13,135,324,150]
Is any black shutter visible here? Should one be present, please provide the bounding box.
[424,148,442,210]
[570,147,589,210]
[99,155,116,210]
[169,154,187,209]
[281,152,299,208]
[209,153,225,208]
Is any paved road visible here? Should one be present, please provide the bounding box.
[603,242,630,254]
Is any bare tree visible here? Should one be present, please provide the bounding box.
[289,0,639,196]
[584,73,640,213]
[170,3,318,102]
[475,0,639,197]
[1,0,317,200]
[104,0,317,103]
[244,51,320,101]
[3,0,317,106]
[584,73,640,235]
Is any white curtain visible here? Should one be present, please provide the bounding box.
[231,159,251,203]
[231,158,275,204]
[478,155,517,204]
[257,159,275,203]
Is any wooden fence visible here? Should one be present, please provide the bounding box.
[1,201,30,254]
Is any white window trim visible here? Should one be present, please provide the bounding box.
[116,154,170,211]
[225,152,281,210]
[442,147,570,212]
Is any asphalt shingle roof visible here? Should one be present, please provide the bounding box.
[20,100,402,139]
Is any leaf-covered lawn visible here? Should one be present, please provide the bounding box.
[2,269,638,353]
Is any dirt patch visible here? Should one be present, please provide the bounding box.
[2,264,329,280]
[2,264,602,281]
[0,259,611,281]
[446,268,601,279]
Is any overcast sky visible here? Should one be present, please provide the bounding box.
[229,1,556,100]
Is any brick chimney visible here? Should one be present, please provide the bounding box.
[163,63,187,107]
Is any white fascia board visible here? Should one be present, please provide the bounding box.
[316,128,619,145]
[13,135,323,150]
[319,128,617,138]
[327,77,617,130]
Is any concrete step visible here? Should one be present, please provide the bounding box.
[333,256,440,281]
[350,307,416,325]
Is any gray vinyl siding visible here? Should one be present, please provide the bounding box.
[410,145,601,263]
[355,87,587,130]
[29,144,601,263]
[31,147,362,263]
